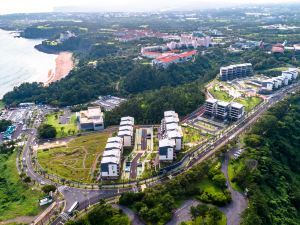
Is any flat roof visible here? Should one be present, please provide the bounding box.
[164,111,178,118]
[103,149,121,158]
[118,130,133,136]
[105,142,122,150]
[217,101,230,107]
[206,98,218,104]
[119,125,134,132]
[121,116,134,122]
[230,102,244,109]
[107,137,123,144]
[165,116,179,123]
[159,138,175,148]
[120,120,134,126]
[101,156,120,164]
[166,123,179,131]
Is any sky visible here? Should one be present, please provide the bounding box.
[0,0,297,14]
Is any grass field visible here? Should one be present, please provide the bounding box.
[196,178,223,195]
[38,132,111,183]
[183,127,204,144]
[0,152,43,221]
[46,112,78,138]
[228,160,243,192]
[210,87,233,102]
[236,96,263,112]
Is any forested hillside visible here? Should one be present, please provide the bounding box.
[233,92,300,225]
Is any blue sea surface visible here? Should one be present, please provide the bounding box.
[0,29,57,98]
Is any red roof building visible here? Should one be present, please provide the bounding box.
[152,50,197,69]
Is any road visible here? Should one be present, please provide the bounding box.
[20,82,299,224]
[220,153,247,225]
[130,153,143,179]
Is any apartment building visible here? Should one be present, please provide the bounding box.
[77,107,104,131]
[215,101,230,119]
[229,102,245,120]
[220,63,253,81]
[205,99,245,121]
[204,98,218,115]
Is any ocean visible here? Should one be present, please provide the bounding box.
[0,29,57,98]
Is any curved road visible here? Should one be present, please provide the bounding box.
[166,153,247,225]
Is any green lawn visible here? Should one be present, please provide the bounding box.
[37,132,110,183]
[0,152,43,221]
[209,87,233,102]
[183,127,204,144]
[196,178,223,195]
[228,160,243,192]
[236,96,263,112]
[267,67,289,72]
[46,112,78,138]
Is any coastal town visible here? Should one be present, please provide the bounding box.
[0,2,300,225]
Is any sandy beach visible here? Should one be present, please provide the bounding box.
[46,52,74,84]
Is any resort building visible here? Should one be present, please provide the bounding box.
[77,107,104,131]
[118,116,134,148]
[220,63,253,81]
[159,110,183,159]
[152,50,197,69]
[100,156,120,178]
[101,136,124,179]
[159,138,176,161]
[260,68,298,94]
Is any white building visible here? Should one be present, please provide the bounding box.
[220,63,253,81]
[159,138,176,161]
[77,107,104,131]
[159,110,183,154]
[100,156,120,178]
[118,117,134,148]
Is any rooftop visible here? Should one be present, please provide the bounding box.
[159,138,176,148]
[101,156,120,164]
[230,102,244,109]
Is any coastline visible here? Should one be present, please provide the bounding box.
[45,52,74,85]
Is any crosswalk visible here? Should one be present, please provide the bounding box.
[60,212,70,221]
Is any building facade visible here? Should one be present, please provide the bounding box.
[77,107,104,131]
[220,63,253,81]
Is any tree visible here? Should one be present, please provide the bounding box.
[0,119,12,132]
[23,176,31,184]
[38,124,57,139]
[42,184,57,194]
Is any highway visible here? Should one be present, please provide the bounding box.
[20,81,299,224]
